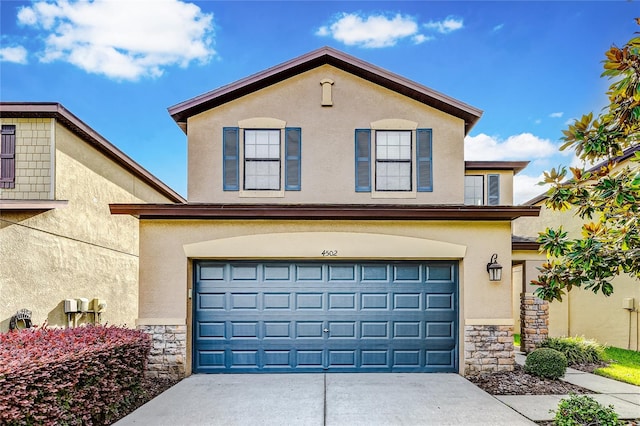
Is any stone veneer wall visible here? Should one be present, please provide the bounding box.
[520,293,549,353]
[138,325,187,379]
[464,325,515,376]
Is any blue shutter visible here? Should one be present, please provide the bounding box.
[355,129,371,192]
[487,174,500,205]
[416,129,432,192]
[285,127,301,191]
[223,127,239,191]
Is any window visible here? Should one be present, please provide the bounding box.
[376,131,411,191]
[244,130,280,190]
[1,125,16,189]
[464,175,483,205]
[464,174,500,205]
[354,128,432,193]
[223,127,301,192]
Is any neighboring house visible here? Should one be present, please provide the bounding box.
[111,47,539,378]
[513,145,640,351]
[0,102,185,332]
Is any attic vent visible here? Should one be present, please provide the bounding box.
[320,78,334,106]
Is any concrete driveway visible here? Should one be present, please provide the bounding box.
[115,373,534,425]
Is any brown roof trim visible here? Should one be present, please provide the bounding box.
[512,235,540,251]
[110,203,540,220]
[168,46,483,135]
[465,161,530,175]
[0,102,186,203]
[523,144,640,206]
[0,199,69,211]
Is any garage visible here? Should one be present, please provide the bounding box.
[193,261,458,373]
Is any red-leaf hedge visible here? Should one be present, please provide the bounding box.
[0,325,151,425]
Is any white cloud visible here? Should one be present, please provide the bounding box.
[424,16,464,34]
[16,0,215,80]
[534,119,542,124]
[549,112,564,118]
[0,46,28,64]
[513,173,550,205]
[316,13,424,48]
[465,133,559,161]
[412,34,433,45]
[493,23,504,32]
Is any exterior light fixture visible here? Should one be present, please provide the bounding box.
[487,253,503,281]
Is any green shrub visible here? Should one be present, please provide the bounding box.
[524,347,567,379]
[554,394,622,426]
[540,336,605,365]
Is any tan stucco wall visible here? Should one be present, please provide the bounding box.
[187,65,466,204]
[137,219,514,374]
[513,203,640,349]
[0,121,176,331]
[0,118,53,200]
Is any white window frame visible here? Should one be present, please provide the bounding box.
[375,130,412,192]
[370,119,418,199]
[237,117,287,198]
[243,129,281,191]
[464,175,484,205]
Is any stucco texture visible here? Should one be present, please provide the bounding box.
[138,219,514,321]
[0,121,176,331]
[186,65,466,204]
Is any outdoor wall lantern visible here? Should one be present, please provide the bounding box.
[487,253,503,281]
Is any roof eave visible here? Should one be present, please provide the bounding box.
[465,161,530,175]
[168,47,482,135]
[110,203,541,221]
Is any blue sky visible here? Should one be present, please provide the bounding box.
[0,1,637,203]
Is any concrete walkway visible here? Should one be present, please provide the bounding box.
[115,373,535,425]
[496,353,640,422]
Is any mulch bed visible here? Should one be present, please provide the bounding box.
[468,364,594,396]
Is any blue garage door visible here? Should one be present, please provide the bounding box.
[193,261,458,373]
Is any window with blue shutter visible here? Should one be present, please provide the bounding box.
[285,127,301,191]
[222,127,239,191]
[487,174,500,205]
[355,129,371,192]
[416,129,432,192]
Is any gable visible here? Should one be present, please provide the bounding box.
[169,47,482,135]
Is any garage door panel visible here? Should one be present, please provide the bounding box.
[194,261,458,373]
[296,322,324,338]
[361,264,388,281]
[361,293,389,310]
[361,322,388,338]
[393,293,422,309]
[264,293,291,309]
[296,293,323,309]
[393,264,422,282]
[328,293,356,309]
[328,264,356,281]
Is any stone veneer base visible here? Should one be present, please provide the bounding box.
[464,325,515,376]
[138,325,187,380]
[520,293,549,354]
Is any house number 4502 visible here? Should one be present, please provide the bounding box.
[321,250,338,257]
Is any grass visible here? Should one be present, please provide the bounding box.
[595,346,640,386]
[513,333,521,347]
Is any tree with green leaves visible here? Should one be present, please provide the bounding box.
[534,19,640,302]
